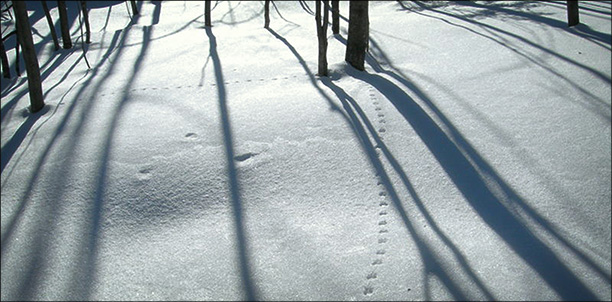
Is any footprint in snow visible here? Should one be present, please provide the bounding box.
[137,167,153,180]
[234,152,258,162]
[185,132,198,139]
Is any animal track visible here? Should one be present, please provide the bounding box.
[137,167,153,180]
[234,152,258,162]
[365,87,396,296]
[90,74,316,106]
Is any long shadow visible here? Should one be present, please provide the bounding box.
[9,14,139,298]
[392,64,612,253]
[284,23,609,300]
[406,1,611,85]
[347,38,604,301]
[364,24,611,247]
[540,1,612,19]
[1,50,83,132]
[1,44,74,126]
[354,72,601,302]
[1,0,137,245]
[364,30,611,287]
[268,28,493,300]
[266,28,343,113]
[0,27,126,300]
[217,1,264,26]
[0,28,121,250]
[125,14,200,46]
[322,77,496,300]
[42,53,84,99]
[67,24,152,300]
[3,1,79,78]
[1,0,142,257]
[0,105,49,173]
[1,76,26,96]
[402,2,611,122]
[1,60,88,191]
[1,0,109,127]
[206,27,258,301]
[454,1,611,49]
[1,5,131,300]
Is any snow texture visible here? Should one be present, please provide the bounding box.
[1,1,610,301]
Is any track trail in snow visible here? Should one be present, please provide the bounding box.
[363,85,393,297]
[89,73,310,99]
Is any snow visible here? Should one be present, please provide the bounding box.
[1,0,610,300]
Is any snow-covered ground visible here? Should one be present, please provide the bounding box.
[1,1,610,300]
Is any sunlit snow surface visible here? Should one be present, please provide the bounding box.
[1,1,610,300]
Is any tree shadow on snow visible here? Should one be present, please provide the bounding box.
[206,26,259,301]
[68,23,153,300]
[386,1,611,288]
[322,76,500,300]
[268,28,494,300]
[451,1,611,50]
[0,105,50,173]
[268,22,607,299]
[0,18,143,300]
[342,33,608,301]
[401,1,611,122]
[350,65,600,301]
[1,1,140,126]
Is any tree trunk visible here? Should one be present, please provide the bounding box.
[345,0,368,71]
[12,1,45,112]
[204,0,211,27]
[567,1,579,27]
[15,31,20,76]
[41,1,60,51]
[0,41,10,78]
[80,1,91,43]
[57,1,72,49]
[130,0,139,16]
[264,0,270,28]
[331,0,339,35]
[315,0,329,77]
